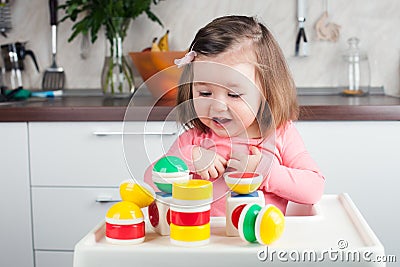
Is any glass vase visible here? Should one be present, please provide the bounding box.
[101,18,134,97]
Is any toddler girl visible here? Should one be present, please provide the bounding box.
[144,15,325,216]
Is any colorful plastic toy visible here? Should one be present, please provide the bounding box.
[152,156,190,193]
[170,205,210,226]
[148,192,172,236]
[224,172,263,195]
[119,180,155,208]
[255,205,285,245]
[238,203,285,245]
[238,203,263,243]
[170,223,210,247]
[225,191,265,236]
[170,180,213,246]
[172,179,213,206]
[105,201,145,245]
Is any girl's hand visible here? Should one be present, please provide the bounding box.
[192,146,227,179]
[227,146,262,173]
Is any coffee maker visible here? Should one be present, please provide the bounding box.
[0,41,39,90]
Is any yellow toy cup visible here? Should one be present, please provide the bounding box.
[172,180,213,206]
[170,223,210,246]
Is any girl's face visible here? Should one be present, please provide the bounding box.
[192,54,262,139]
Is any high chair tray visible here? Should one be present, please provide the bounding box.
[73,194,385,267]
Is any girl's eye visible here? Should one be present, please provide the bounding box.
[228,92,242,98]
[199,91,212,97]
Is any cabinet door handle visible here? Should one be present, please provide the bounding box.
[95,196,121,203]
[93,131,177,136]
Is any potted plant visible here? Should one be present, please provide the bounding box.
[60,0,163,96]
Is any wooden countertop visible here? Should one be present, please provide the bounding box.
[1,94,400,122]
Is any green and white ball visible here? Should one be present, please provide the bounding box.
[152,156,190,193]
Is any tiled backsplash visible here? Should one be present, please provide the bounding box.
[3,0,400,96]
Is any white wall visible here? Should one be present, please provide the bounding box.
[4,0,400,94]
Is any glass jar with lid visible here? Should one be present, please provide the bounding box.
[339,37,370,96]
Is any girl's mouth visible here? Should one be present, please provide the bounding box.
[212,117,232,127]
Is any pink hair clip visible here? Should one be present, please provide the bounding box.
[174,51,197,68]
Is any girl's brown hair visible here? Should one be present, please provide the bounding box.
[177,15,299,135]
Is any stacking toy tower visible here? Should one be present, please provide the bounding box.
[105,180,155,245]
[170,180,213,246]
[149,156,191,236]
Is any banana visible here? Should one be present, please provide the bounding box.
[158,30,169,51]
[151,37,161,52]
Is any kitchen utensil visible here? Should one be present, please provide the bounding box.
[0,42,39,90]
[295,0,308,56]
[1,87,23,101]
[0,88,62,102]
[42,0,65,90]
[0,0,12,38]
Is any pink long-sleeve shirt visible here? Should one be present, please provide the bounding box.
[144,121,325,216]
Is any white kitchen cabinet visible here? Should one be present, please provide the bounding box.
[29,121,178,267]
[295,121,400,257]
[35,251,73,267]
[29,121,178,186]
[32,187,120,250]
[0,123,34,267]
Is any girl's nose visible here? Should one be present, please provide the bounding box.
[211,98,228,112]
